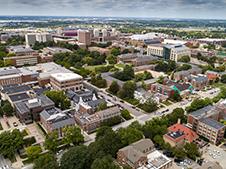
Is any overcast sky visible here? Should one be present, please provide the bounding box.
[0,0,226,19]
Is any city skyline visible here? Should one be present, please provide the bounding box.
[0,0,226,19]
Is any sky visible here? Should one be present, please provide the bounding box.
[0,0,226,19]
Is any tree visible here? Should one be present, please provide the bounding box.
[113,65,134,81]
[186,98,212,113]
[121,109,133,120]
[117,81,136,99]
[106,55,117,64]
[111,48,121,56]
[97,102,108,111]
[153,135,164,147]
[138,98,158,113]
[44,131,59,153]
[91,155,120,169]
[108,81,120,95]
[178,55,190,63]
[91,74,107,88]
[173,147,186,159]
[1,100,14,116]
[33,153,59,169]
[118,127,143,146]
[60,145,91,169]
[166,108,186,125]
[176,64,192,72]
[45,91,70,110]
[221,74,226,83]
[184,143,200,160]
[157,76,165,84]
[26,145,42,161]
[170,91,182,102]
[0,129,24,159]
[63,126,84,146]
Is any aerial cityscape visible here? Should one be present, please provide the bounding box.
[0,1,226,169]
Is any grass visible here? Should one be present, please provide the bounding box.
[162,100,172,106]
[85,65,106,71]
[211,82,225,88]
[124,98,140,106]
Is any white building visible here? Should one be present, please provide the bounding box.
[50,73,83,91]
[25,33,52,47]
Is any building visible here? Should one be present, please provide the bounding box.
[187,105,226,145]
[117,53,158,66]
[206,70,221,82]
[25,33,52,47]
[75,106,120,133]
[150,83,174,99]
[78,30,91,46]
[15,95,55,124]
[174,67,202,81]
[163,44,191,62]
[147,44,164,57]
[163,120,198,147]
[50,73,83,91]
[26,62,74,87]
[0,67,38,86]
[117,139,172,169]
[187,74,208,90]
[4,55,39,67]
[197,118,225,145]
[42,47,72,55]
[40,107,75,137]
[7,45,36,56]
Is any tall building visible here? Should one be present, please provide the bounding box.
[25,33,52,47]
[78,30,91,46]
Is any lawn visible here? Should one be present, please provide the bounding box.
[162,100,172,106]
[211,82,225,88]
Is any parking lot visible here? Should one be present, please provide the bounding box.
[202,144,226,167]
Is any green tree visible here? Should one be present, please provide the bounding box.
[221,74,226,83]
[118,127,143,146]
[63,126,84,146]
[1,100,14,116]
[33,153,59,169]
[186,98,212,113]
[106,55,117,64]
[111,48,121,56]
[138,98,158,113]
[97,102,108,111]
[45,91,70,110]
[60,145,91,169]
[170,91,182,102]
[173,147,186,159]
[153,135,164,147]
[26,145,42,161]
[0,129,24,159]
[44,131,59,153]
[184,143,200,160]
[108,81,120,95]
[117,81,135,99]
[91,155,120,169]
[178,55,190,63]
[121,109,133,120]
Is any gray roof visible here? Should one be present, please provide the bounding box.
[190,105,214,119]
[199,118,225,130]
[118,139,154,165]
[9,93,30,102]
[1,84,31,95]
[66,89,94,103]
[0,67,21,77]
[96,106,120,119]
[40,107,75,130]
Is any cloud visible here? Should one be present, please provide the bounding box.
[0,0,226,19]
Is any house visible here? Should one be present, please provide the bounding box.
[40,107,75,137]
[185,74,208,90]
[74,106,121,133]
[174,67,202,81]
[117,139,155,169]
[117,139,172,169]
[163,120,198,147]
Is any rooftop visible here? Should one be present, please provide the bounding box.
[189,105,214,120]
[1,84,31,95]
[167,123,198,142]
[199,118,225,130]
[51,73,82,82]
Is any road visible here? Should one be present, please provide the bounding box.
[83,86,192,145]
[0,155,11,169]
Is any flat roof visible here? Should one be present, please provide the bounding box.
[147,150,171,169]
[190,105,214,119]
[199,118,225,130]
[51,72,82,82]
